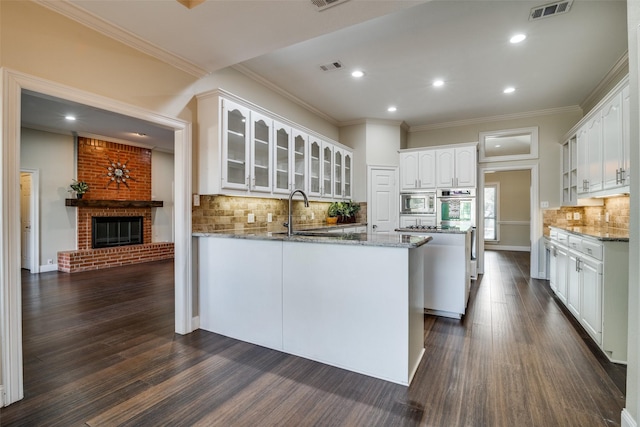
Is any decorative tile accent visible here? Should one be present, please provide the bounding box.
[192,195,365,233]
[543,196,629,235]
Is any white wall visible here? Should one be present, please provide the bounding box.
[151,150,175,242]
[20,128,77,267]
[339,123,367,202]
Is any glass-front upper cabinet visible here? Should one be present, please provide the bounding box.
[334,149,343,198]
[222,100,251,190]
[344,151,352,199]
[309,139,322,197]
[250,112,272,192]
[273,121,291,194]
[293,130,307,192]
[322,144,333,198]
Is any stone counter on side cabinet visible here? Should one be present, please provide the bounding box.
[194,231,430,386]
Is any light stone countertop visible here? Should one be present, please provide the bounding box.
[549,225,629,242]
[192,228,433,249]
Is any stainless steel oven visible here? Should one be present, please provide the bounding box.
[436,188,476,228]
[400,192,436,215]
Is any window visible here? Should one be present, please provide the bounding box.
[484,184,499,241]
[479,127,538,162]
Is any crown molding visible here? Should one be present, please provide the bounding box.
[580,51,629,111]
[338,118,406,127]
[34,0,208,78]
[232,64,339,126]
[409,105,583,132]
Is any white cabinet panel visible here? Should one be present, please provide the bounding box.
[602,92,623,190]
[418,150,436,189]
[222,100,251,191]
[580,257,603,345]
[555,246,568,304]
[435,149,455,187]
[454,146,477,187]
[250,111,272,192]
[292,130,308,192]
[400,152,419,190]
[567,252,581,318]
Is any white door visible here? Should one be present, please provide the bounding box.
[20,173,32,270]
[369,167,398,233]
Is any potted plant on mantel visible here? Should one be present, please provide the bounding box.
[327,201,361,224]
[69,179,89,199]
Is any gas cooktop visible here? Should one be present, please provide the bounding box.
[396,225,461,232]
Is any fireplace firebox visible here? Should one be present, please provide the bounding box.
[92,216,143,249]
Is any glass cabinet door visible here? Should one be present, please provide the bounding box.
[274,122,291,193]
[293,130,307,192]
[251,113,271,192]
[309,139,321,196]
[322,144,333,197]
[222,100,250,190]
[334,149,343,198]
[344,151,352,199]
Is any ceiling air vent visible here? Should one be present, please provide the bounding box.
[320,61,344,72]
[310,0,351,12]
[529,0,573,21]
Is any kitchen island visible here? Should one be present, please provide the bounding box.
[193,230,431,386]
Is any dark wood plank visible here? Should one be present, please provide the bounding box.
[0,252,626,426]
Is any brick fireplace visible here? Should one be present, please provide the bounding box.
[58,137,174,273]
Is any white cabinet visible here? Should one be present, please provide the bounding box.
[399,151,436,190]
[436,146,476,188]
[565,77,629,199]
[197,91,353,199]
[602,92,623,190]
[547,227,628,362]
[561,137,578,205]
[292,130,308,192]
[222,100,251,191]
[399,215,436,228]
[580,256,603,345]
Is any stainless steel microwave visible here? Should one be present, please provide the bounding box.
[400,192,436,214]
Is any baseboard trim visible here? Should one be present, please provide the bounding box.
[622,409,637,427]
[191,316,200,331]
[484,245,530,252]
[39,264,58,273]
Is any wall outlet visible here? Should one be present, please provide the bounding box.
[573,212,581,220]
[565,213,572,220]
[267,213,273,223]
[605,212,610,223]
[311,212,315,220]
[193,194,200,206]
[47,259,53,265]
[540,201,549,208]
[247,213,255,223]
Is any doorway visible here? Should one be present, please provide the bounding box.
[477,163,540,278]
[19,170,40,273]
[1,69,193,406]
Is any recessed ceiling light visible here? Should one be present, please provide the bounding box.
[387,106,397,112]
[433,79,445,87]
[495,144,502,148]
[135,132,147,137]
[65,115,76,121]
[510,33,527,44]
[351,70,365,78]
[503,87,516,94]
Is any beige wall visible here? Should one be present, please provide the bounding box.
[20,128,77,265]
[151,151,175,243]
[485,170,531,248]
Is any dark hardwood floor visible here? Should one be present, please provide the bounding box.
[0,251,625,426]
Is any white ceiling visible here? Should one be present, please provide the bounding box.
[23,0,628,151]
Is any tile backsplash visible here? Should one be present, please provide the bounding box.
[542,196,629,233]
[192,195,366,233]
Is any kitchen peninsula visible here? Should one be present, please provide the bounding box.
[194,230,431,386]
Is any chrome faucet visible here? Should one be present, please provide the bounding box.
[285,189,310,237]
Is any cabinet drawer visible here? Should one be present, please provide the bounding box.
[549,229,558,240]
[581,239,603,260]
[556,232,569,245]
[568,235,582,251]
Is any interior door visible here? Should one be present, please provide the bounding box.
[20,172,32,270]
[369,167,398,233]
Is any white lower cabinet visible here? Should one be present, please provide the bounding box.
[399,215,436,228]
[580,256,603,345]
[547,227,627,363]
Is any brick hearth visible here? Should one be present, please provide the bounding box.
[59,137,174,272]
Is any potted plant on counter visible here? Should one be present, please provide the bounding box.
[327,202,340,225]
[337,200,361,224]
[69,179,89,199]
